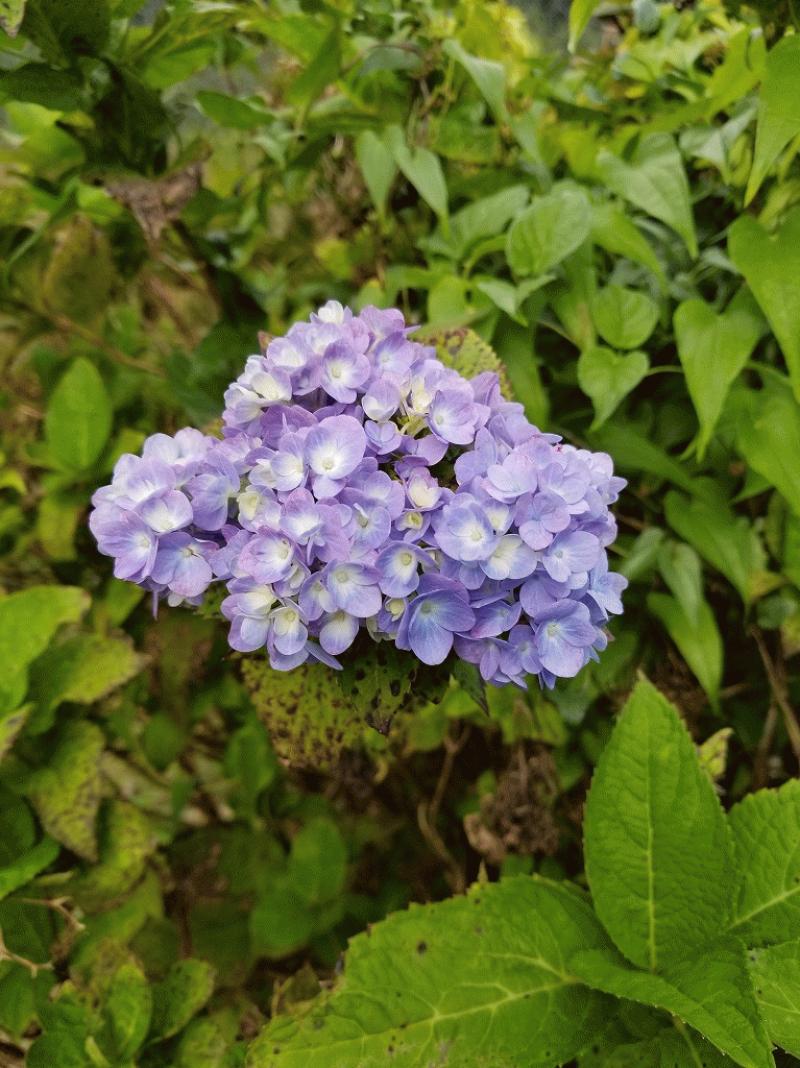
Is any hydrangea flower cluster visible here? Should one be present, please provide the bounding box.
[90,302,627,688]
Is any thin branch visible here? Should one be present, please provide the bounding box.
[49,313,167,378]
[751,626,800,770]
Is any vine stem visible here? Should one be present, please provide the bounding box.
[751,625,800,770]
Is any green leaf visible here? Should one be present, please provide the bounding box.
[591,285,659,350]
[729,209,800,401]
[0,65,82,111]
[43,216,116,325]
[657,541,704,627]
[428,184,528,261]
[568,0,603,52]
[746,36,800,204]
[732,382,800,517]
[728,779,800,945]
[224,714,277,816]
[590,423,695,493]
[578,346,649,429]
[149,959,216,1041]
[590,202,665,287]
[21,0,110,64]
[664,491,768,604]
[286,24,340,109]
[506,185,591,277]
[647,591,723,706]
[99,962,152,1061]
[0,0,26,36]
[584,679,734,970]
[45,358,112,473]
[0,585,88,715]
[674,291,764,457]
[385,126,448,221]
[0,836,58,901]
[572,938,774,1068]
[28,634,144,731]
[355,130,396,218]
[443,39,508,121]
[597,135,698,258]
[28,721,104,861]
[749,941,800,1056]
[288,818,347,907]
[196,90,270,129]
[247,876,611,1067]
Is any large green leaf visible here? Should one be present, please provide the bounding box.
[0,836,58,901]
[45,357,113,472]
[385,126,448,221]
[674,291,764,457]
[728,779,800,945]
[148,960,216,1041]
[577,346,649,429]
[584,679,734,970]
[597,135,697,258]
[591,285,659,350]
[246,877,611,1067]
[443,39,507,121]
[749,941,800,1056]
[746,36,800,204]
[572,938,774,1068]
[0,0,26,36]
[568,0,603,52]
[286,24,340,109]
[729,210,800,401]
[355,130,396,218]
[732,382,800,516]
[590,202,665,286]
[506,185,591,277]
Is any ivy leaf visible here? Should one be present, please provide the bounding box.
[729,209,800,401]
[148,959,216,1041]
[425,184,528,261]
[577,346,649,429]
[506,185,591,277]
[731,382,800,517]
[247,876,611,1067]
[45,357,113,473]
[749,941,800,1056]
[590,202,666,287]
[728,779,800,945]
[27,721,104,861]
[584,679,734,970]
[355,130,396,218]
[674,290,764,457]
[746,36,800,204]
[572,937,774,1068]
[591,285,659,350]
[384,126,448,222]
[597,135,698,258]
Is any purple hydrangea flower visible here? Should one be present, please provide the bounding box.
[89,303,626,685]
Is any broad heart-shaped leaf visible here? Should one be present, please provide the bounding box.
[506,185,591,277]
[591,285,659,350]
[728,779,800,945]
[384,125,448,221]
[646,591,722,707]
[584,678,734,971]
[597,134,698,258]
[355,130,396,218]
[749,941,800,1056]
[27,720,104,861]
[577,346,649,429]
[571,937,774,1068]
[731,382,800,517]
[746,36,800,204]
[0,585,88,715]
[674,290,765,457]
[45,357,113,472]
[664,491,767,605]
[729,210,800,401]
[443,39,507,121]
[246,876,612,1068]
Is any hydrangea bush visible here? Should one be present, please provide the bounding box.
[90,303,627,688]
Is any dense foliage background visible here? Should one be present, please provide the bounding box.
[1,0,800,1064]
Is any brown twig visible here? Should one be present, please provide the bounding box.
[417,725,471,894]
[751,626,800,770]
[49,312,167,378]
[753,701,779,790]
[0,929,52,977]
